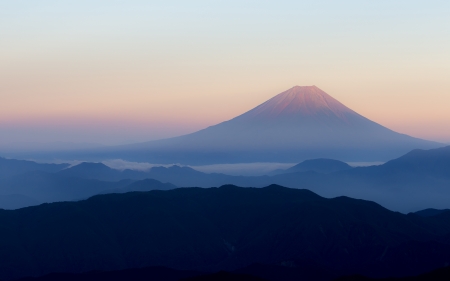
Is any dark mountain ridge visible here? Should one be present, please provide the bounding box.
[10,264,450,281]
[414,208,450,218]
[1,185,450,280]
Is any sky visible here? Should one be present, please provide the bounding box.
[1,0,449,146]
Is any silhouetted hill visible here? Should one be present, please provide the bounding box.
[0,157,68,179]
[13,267,269,281]
[336,265,450,280]
[1,186,450,280]
[236,262,336,281]
[14,266,202,281]
[183,271,269,281]
[11,264,450,281]
[271,159,352,175]
[414,208,450,217]
[101,179,177,194]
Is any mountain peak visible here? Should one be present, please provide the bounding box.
[239,86,356,120]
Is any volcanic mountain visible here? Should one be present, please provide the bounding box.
[106,86,440,164]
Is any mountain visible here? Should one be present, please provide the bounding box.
[13,267,269,281]
[380,146,450,179]
[88,86,441,165]
[184,271,269,281]
[0,157,69,179]
[337,266,450,280]
[270,158,353,175]
[0,171,133,204]
[415,208,450,217]
[55,162,147,182]
[14,266,203,281]
[101,178,177,194]
[266,146,450,212]
[0,166,178,209]
[48,146,450,212]
[12,265,450,281]
[1,185,450,280]
[0,194,40,209]
[12,264,450,281]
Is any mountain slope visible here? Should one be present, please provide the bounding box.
[47,147,450,212]
[1,186,450,280]
[106,86,441,164]
[0,157,69,179]
[101,179,177,194]
[0,171,133,204]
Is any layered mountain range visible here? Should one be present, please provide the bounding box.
[1,145,449,212]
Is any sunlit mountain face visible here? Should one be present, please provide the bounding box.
[94,86,438,165]
[29,86,441,165]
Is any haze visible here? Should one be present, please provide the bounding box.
[1,0,450,147]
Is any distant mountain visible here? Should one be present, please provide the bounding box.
[1,185,450,280]
[381,145,450,179]
[0,194,40,209]
[49,147,450,212]
[0,171,132,204]
[0,157,68,179]
[0,167,178,209]
[56,162,145,182]
[83,86,441,165]
[270,159,352,175]
[58,162,238,187]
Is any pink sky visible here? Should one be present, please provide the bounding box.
[1,1,449,146]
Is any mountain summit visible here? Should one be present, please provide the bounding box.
[241,85,354,120]
[108,86,441,164]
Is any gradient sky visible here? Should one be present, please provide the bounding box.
[1,0,449,146]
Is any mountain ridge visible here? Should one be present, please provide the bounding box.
[1,185,450,280]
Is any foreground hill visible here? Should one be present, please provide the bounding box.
[337,265,450,281]
[12,264,450,281]
[1,186,450,280]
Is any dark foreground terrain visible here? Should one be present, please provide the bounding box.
[1,185,450,280]
[11,264,450,281]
